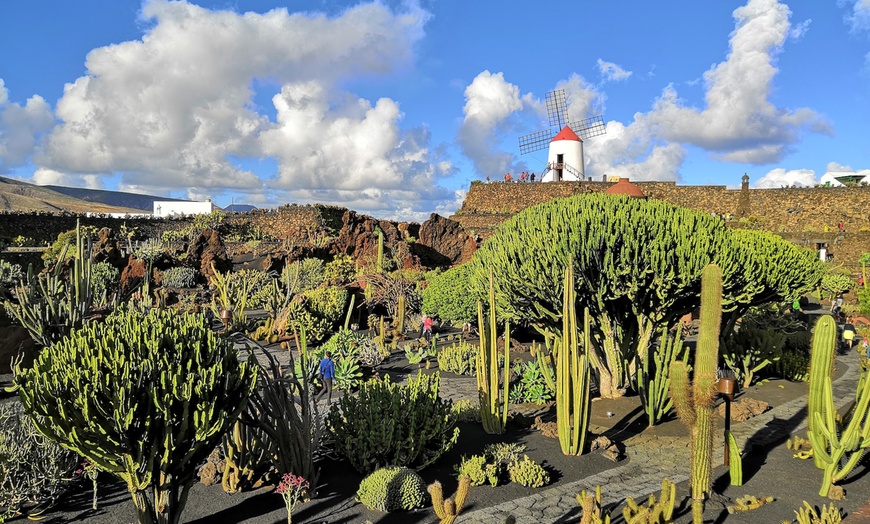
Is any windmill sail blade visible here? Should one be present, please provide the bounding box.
[519,129,556,155]
[569,115,606,140]
[546,89,569,129]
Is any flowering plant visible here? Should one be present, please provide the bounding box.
[74,460,100,510]
[275,473,310,524]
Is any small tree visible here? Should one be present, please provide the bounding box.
[14,308,257,524]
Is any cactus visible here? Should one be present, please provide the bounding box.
[622,477,677,523]
[725,430,743,486]
[3,220,97,348]
[640,325,689,427]
[221,420,275,493]
[577,486,611,524]
[13,308,257,524]
[396,294,406,334]
[806,315,870,497]
[669,263,722,523]
[792,501,843,524]
[556,263,591,455]
[429,475,471,524]
[476,269,510,435]
[376,227,385,272]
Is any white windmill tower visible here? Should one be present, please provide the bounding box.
[518,89,606,182]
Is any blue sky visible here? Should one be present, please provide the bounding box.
[1,0,869,220]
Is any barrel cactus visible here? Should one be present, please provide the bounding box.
[14,308,257,524]
[356,466,427,512]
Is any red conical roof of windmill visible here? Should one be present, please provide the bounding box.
[551,126,582,142]
[605,178,645,197]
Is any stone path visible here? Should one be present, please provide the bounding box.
[448,352,861,524]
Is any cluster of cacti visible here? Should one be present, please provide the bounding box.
[639,325,689,427]
[726,495,774,513]
[806,314,870,498]
[791,501,843,524]
[787,435,813,457]
[509,359,555,404]
[221,420,276,493]
[438,340,479,376]
[669,263,723,523]
[455,455,493,486]
[622,477,676,523]
[429,475,471,524]
[14,308,257,524]
[161,266,198,288]
[476,269,510,434]
[776,350,811,382]
[327,371,459,473]
[4,221,97,347]
[249,317,278,343]
[454,442,526,488]
[721,324,784,388]
[355,466,427,512]
[577,486,611,524]
[506,455,549,488]
[725,430,743,486]
[556,264,591,455]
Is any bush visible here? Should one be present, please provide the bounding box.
[327,371,459,473]
[283,258,326,293]
[302,286,348,329]
[451,398,481,423]
[507,455,550,488]
[0,400,79,520]
[422,264,476,326]
[775,350,811,382]
[162,266,198,288]
[226,269,275,309]
[324,254,356,283]
[355,466,426,512]
[455,455,490,486]
[13,308,257,524]
[437,340,478,376]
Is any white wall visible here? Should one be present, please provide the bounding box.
[153,201,217,217]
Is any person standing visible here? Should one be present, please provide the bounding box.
[316,352,335,403]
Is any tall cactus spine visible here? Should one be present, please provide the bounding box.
[806,315,870,497]
[669,263,722,523]
[556,263,591,456]
[376,228,384,272]
[476,269,509,434]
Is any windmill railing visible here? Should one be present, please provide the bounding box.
[542,162,584,181]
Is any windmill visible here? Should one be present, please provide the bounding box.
[518,89,606,182]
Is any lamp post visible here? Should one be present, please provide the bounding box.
[716,369,738,466]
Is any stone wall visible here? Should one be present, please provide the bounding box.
[0,212,191,246]
[452,180,870,267]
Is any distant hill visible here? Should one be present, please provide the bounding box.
[223,203,258,213]
[43,184,187,212]
[0,176,140,214]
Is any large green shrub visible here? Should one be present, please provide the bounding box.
[90,261,119,301]
[422,263,476,326]
[283,258,326,293]
[302,285,348,328]
[226,269,275,309]
[355,466,426,512]
[13,308,257,524]
[0,400,79,521]
[327,371,459,473]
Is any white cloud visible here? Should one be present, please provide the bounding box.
[597,59,632,82]
[31,168,105,189]
[754,168,817,188]
[0,79,55,173]
[844,0,870,32]
[33,1,434,213]
[789,18,812,40]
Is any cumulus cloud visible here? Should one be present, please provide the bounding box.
[0,79,55,173]
[31,168,105,189]
[754,168,817,188]
[33,0,435,217]
[597,59,632,82]
[457,71,525,177]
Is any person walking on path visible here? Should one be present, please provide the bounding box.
[423,315,434,342]
[316,352,335,403]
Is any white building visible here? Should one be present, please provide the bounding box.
[153,200,219,217]
[540,126,585,182]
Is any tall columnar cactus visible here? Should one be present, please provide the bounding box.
[806,315,870,498]
[221,419,275,493]
[14,308,257,524]
[396,294,406,334]
[428,475,471,524]
[476,269,510,435]
[376,227,385,272]
[556,263,591,456]
[669,263,722,523]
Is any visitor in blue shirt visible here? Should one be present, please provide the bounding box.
[316,352,335,403]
